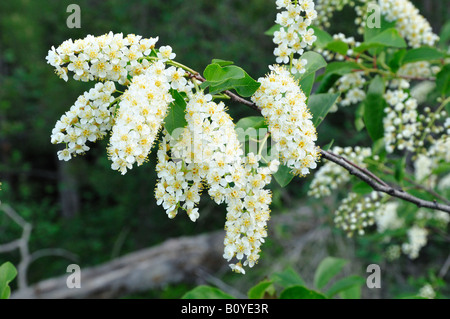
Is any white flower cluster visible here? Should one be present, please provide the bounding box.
[308,146,372,198]
[329,71,366,111]
[333,191,382,237]
[397,61,440,80]
[374,202,403,233]
[378,0,439,48]
[402,225,428,259]
[314,0,439,48]
[252,65,319,177]
[374,204,448,260]
[273,0,317,74]
[418,284,436,299]
[46,32,162,84]
[106,61,174,175]
[154,92,279,274]
[51,81,117,161]
[383,88,419,153]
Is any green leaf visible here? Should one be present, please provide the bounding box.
[314,257,348,290]
[363,76,386,141]
[296,51,327,80]
[316,73,341,94]
[325,40,349,56]
[280,285,327,299]
[211,58,234,67]
[235,116,267,142]
[322,139,334,151]
[235,116,267,131]
[352,181,373,195]
[355,102,365,132]
[308,92,340,127]
[203,63,260,97]
[401,47,445,65]
[309,26,333,48]
[294,51,326,97]
[264,24,283,36]
[248,280,274,299]
[225,71,261,97]
[326,275,365,298]
[364,15,396,42]
[182,285,236,299]
[339,284,362,299]
[298,72,315,98]
[164,89,187,135]
[394,156,406,183]
[271,267,306,288]
[273,164,294,187]
[323,61,361,77]
[355,28,406,53]
[436,64,450,96]
[203,64,245,83]
[0,262,17,299]
[388,49,406,73]
[439,21,450,48]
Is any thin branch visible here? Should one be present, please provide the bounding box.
[320,150,450,213]
[190,84,450,214]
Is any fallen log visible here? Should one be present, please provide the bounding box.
[11,230,225,299]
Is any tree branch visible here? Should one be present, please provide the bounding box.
[320,150,450,213]
[187,78,450,214]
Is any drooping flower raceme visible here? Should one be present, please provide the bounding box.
[272,0,318,74]
[154,92,278,273]
[107,61,174,175]
[51,81,117,161]
[46,32,159,84]
[252,65,319,177]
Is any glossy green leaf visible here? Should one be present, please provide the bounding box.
[248,280,274,299]
[325,40,349,56]
[401,47,445,65]
[298,72,315,97]
[203,63,260,97]
[264,24,283,36]
[322,139,334,151]
[307,92,340,127]
[436,64,450,96]
[271,267,306,288]
[351,181,373,195]
[0,262,17,299]
[388,49,406,73]
[355,28,406,53]
[203,64,245,83]
[394,156,406,183]
[323,61,361,77]
[295,51,327,80]
[182,285,236,299]
[339,284,362,299]
[309,26,333,48]
[164,89,187,135]
[314,257,348,290]
[211,58,234,67]
[280,285,327,299]
[326,275,365,298]
[363,76,387,141]
[273,164,294,187]
[235,116,267,131]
